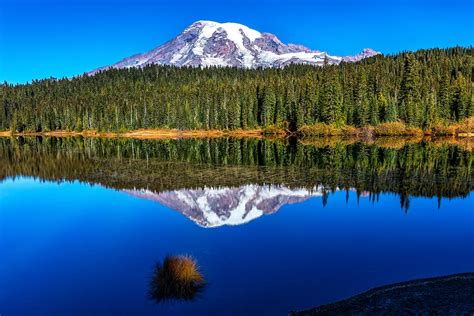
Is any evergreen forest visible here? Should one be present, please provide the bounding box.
[0,47,472,133]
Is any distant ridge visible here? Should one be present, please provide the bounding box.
[89,21,379,74]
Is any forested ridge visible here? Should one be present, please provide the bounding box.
[0,47,472,133]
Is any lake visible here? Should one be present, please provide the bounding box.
[0,137,473,315]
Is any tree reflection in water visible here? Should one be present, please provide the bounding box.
[0,136,472,211]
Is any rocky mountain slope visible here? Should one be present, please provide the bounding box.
[89,21,379,74]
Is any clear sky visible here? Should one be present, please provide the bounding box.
[0,0,473,83]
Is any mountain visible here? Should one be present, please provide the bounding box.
[124,184,325,228]
[342,48,380,62]
[89,21,379,74]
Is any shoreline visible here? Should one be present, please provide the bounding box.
[0,126,472,140]
[292,272,474,315]
[0,129,266,139]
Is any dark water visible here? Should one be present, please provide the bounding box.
[0,137,473,315]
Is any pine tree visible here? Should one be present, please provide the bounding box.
[285,83,299,131]
[437,72,451,123]
[319,69,342,125]
[451,73,470,120]
[377,91,389,121]
[262,87,276,127]
[354,70,369,127]
[400,53,422,126]
[342,76,354,125]
[425,89,438,129]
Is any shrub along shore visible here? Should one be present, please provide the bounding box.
[0,119,472,139]
[294,118,473,137]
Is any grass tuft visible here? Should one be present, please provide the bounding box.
[373,122,423,136]
[263,125,287,136]
[430,118,474,136]
[149,255,206,302]
[298,123,342,136]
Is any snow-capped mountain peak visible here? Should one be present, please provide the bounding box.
[190,20,262,42]
[185,20,263,67]
[89,21,380,74]
[342,48,380,62]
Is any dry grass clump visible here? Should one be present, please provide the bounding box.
[358,126,375,138]
[340,125,360,136]
[373,122,423,136]
[456,117,474,134]
[263,125,287,136]
[430,117,474,136]
[298,123,342,136]
[405,127,424,136]
[427,118,473,136]
[429,124,458,136]
[228,128,264,137]
[149,255,206,302]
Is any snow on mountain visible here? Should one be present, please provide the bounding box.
[342,48,380,62]
[123,184,325,228]
[89,21,380,74]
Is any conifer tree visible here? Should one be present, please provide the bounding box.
[355,70,369,127]
[319,69,342,125]
[400,53,422,126]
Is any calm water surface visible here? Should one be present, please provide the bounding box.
[0,137,473,315]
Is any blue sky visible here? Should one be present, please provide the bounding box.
[0,0,473,83]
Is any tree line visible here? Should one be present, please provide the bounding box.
[0,47,472,133]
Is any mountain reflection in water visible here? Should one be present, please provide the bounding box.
[125,184,324,227]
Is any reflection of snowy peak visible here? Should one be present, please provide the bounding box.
[89,21,379,74]
[124,185,323,227]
